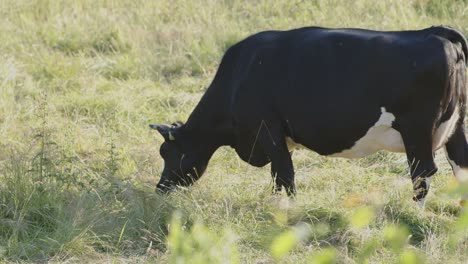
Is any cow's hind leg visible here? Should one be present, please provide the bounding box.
[258,121,296,196]
[399,121,438,206]
[444,125,468,205]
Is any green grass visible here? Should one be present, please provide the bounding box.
[1,0,468,263]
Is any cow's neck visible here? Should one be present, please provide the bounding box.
[184,88,235,149]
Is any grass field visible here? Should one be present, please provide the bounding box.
[1,0,468,263]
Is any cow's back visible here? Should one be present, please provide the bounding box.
[225,26,466,157]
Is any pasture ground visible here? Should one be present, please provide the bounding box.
[0,0,467,263]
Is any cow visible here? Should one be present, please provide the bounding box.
[150,26,468,207]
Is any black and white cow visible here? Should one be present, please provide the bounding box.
[151,26,468,206]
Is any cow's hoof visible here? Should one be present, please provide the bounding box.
[413,196,426,209]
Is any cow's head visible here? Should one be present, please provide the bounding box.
[150,122,210,193]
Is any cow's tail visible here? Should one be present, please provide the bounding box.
[431,26,468,66]
[430,26,467,126]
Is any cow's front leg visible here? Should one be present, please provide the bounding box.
[445,125,468,205]
[258,121,296,196]
[400,122,438,206]
[271,168,283,194]
[270,149,295,196]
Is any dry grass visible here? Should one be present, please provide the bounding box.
[0,0,467,263]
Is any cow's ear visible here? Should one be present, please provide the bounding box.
[149,124,176,141]
[171,121,184,128]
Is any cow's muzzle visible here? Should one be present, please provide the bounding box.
[156,180,176,194]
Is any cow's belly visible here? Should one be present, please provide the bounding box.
[287,106,460,159]
[287,107,405,158]
[329,126,404,158]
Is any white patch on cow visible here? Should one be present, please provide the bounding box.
[433,106,460,151]
[330,107,405,158]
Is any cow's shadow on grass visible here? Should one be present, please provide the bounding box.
[93,180,461,257]
[287,206,350,244]
[233,202,351,252]
[382,201,456,246]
